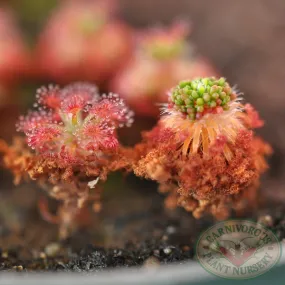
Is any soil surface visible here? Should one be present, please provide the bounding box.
[0,171,284,272]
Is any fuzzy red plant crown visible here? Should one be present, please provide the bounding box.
[17,82,134,164]
[133,77,271,219]
[0,82,134,238]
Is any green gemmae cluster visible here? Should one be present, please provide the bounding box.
[170,77,234,120]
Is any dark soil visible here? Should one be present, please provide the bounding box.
[0,241,194,272]
[0,210,284,273]
[0,171,284,272]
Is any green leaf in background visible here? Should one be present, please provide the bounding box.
[9,0,58,45]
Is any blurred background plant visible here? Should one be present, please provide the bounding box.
[0,0,219,141]
[111,21,217,117]
[0,0,283,149]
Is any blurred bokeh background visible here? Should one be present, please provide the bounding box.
[0,0,284,152]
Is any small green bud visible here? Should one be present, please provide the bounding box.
[224,86,232,94]
[210,101,217,108]
[185,98,191,105]
[208,80,214,86]
[198,84,205,95]
[192,91,199,99]
[211,93,219,99]
[179,80,190,88]
[216,86,222,94]
[191,81,198,89]
[185,88,192,96]
[196,98,204,106]
[218,77,226,86]
[203,93,211,102]
[210,86,218,94]
[220,92,227,99]
[186,101,194,107]
[183,86,190,93]
[175,99,183,105]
